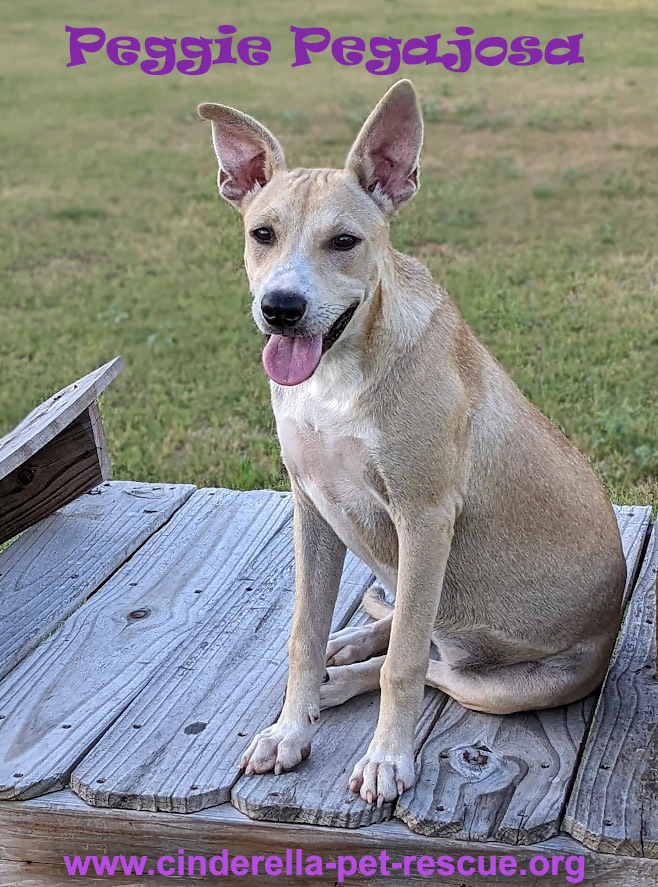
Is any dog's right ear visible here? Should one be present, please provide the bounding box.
[197,103,286,209]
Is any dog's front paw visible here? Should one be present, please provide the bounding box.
[240,720,313,776]
[349,744,415,807]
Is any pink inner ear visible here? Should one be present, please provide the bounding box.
[217,130,272,201]
[371,145,399,189]
[226,149,268,195]
[369,143,418,204]
[352,88,422,208]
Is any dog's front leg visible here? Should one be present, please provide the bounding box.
[241,486,346,776]
[350,500,457,806]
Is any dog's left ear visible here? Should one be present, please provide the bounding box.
[346,80,423,216]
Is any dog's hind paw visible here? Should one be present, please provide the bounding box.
[320,657,385,710]
[240,720,312,776]
[326,615,391,667]
[326,625,378,667]
[349,745,415,807]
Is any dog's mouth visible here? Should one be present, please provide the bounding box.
[262,303,359,387]
[321,303,359,354]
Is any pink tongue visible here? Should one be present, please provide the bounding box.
[262,334,323,386]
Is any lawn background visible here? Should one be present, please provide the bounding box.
[1,0,657,507]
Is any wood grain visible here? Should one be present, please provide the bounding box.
[0,488,276,801]
[616,505,655,609]
[71,498,374,813]
[233,685,446,829]
[564,524,658,857]
[232,598,448,828]
[0,481,195,682]
[396,692,597,844]
[0,405,111,546]
[2,791,658,886]
[0,358,123,482]
[395,505,652,845]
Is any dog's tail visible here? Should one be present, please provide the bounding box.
[362,584,394,621]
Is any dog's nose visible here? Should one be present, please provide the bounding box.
[261,291,307,329]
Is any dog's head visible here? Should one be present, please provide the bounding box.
[198,80,423,386]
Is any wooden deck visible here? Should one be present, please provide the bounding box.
[0,481,656,885]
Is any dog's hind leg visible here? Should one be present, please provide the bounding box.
[326,585,393,666]
[321,639,611,714]
[424,639,612,714]
[320,656,386,709]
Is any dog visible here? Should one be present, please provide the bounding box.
[198,80,626,807]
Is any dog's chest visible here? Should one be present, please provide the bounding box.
[273,388,398,575]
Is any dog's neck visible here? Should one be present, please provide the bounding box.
[362,244,442,358]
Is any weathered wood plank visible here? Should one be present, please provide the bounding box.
[2,791,658,886]
[0,358,122,481]
[616,505,655,610]
[0,481,195,682]
[396,693,597,845]
[395,504,652,845]
[87,400,111,481]
[564,523,658,857]
[0,488,292,801]
[0,404,112,545]
[231,597,447,828]
[0,359,124,545]
[232,686,446,830]
[71,502,374,813]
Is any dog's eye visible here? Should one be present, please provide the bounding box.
[251,226,275,244]
[331,234,360,251]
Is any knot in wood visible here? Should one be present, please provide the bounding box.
[17,468,34,487]
[463,748,490,767]
[127,608,151,621]
[184,721,207,735]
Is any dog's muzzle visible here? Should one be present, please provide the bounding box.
[261,301,359,387]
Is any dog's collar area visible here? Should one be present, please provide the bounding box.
[321,303,359,354]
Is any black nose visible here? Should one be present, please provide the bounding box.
[261,291,307,328]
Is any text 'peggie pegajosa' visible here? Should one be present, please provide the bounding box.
[65,25,584,76]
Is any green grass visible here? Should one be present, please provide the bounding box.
[1,0,657,507]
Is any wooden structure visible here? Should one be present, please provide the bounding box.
[0,482,656,885]
[0,358,123,545]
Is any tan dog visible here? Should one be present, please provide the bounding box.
[198,80,626,807]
